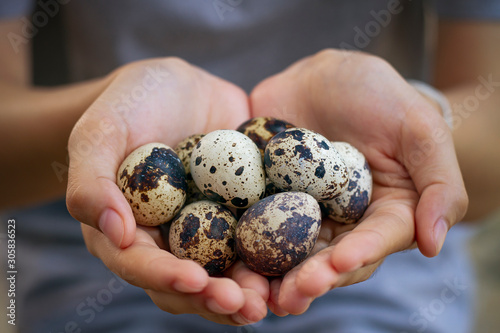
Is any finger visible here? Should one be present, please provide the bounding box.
[268,278,289,317]
[67,111,135,248]
[196,289,267,326]
[329,190,416,273]
[229,289,268,325]
[148,277,245,315]
[203,278,245,314]
[280,251,383,314]
[249,69,309,127]
[415,183,467,257]
[296,259,381,296]
[295,249,339,298]
[82,224,209,293]
[401,101,469,257]
[225,260,270,301]
[295,245,383,298]
[139,225,167,250]
[333,261,382,288]
[278,270,313,315]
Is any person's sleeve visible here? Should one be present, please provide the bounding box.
[0,1,34,19]
[437,0,500,20]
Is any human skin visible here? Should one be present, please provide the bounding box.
[1,17,498,324]
[248,21,500,316]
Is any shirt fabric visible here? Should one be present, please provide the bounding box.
[1,0,498,332]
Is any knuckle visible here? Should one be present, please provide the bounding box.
[313,48,356,62]
[65,180,85,222]
[458,188,470,219]
[160,56,191,70]
[356,53,393,74]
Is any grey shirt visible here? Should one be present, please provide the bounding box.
[1,1,499,332]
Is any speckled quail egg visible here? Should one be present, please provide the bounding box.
[264,128,349,202]
[168,200,237,275]
[175,134,207,204]
[237,117,295,159]
[265,178,282,197]
[117,143,187,226]
[190,130,266,209]
[236,192,321,276]
[320,142,373,224]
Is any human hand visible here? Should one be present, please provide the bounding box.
[67,58,268,324]
[250,49,468,314]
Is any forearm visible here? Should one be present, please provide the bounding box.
[0,77,112,209]
[444,82,500,221]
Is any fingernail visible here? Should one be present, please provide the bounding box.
[98,208,124,248]
[206,298,231,314]
[433,218,448,255]
[231,312,252,325]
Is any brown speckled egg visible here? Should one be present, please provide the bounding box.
[264,128,349,202]
[237,117,295,159]
[175,134,206,204]
[117,143,187,226]
[265,178,282,197]
[168,200,237,276]
[236,192,321,276]
[320,142,373,224]
[190,130,266,209]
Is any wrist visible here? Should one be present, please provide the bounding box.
[408,80,453,130]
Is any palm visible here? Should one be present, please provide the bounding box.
[70,59,268,325]
[249,50,460,314]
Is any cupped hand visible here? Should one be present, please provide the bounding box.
[81,223,268,325]
[250,49,468,314]
[67,58,268,324]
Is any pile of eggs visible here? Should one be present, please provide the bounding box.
[117,117,372,276]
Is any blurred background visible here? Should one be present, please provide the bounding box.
[1,2,499,332]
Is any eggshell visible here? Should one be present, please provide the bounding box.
[190,130,266,209]
[168,200,237,275]
[236,192,321,276]
[265,178,282,197]
[320,142,372,223]
[237,117,295,159]
[264,128,349,202]
[174,134,206,204]
[117,143,187,226]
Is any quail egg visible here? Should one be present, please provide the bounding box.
[237,117,295,159]
[169,200,237,275]
[190,130,266,209]
[117,143,187,226]
[320,142,372,223]
[264,128,349,202]
[264,178,282,197]
[175,134,206,204]
[236,192,321,276]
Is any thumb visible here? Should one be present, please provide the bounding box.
[66,111,136,248]
[402,102,468,257]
